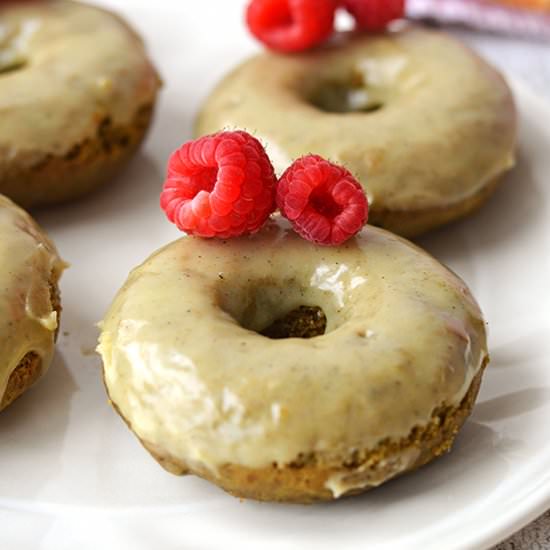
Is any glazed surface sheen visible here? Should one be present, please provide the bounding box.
[196,26,516,235]
[0,195,64,403]
[98,221,488,496]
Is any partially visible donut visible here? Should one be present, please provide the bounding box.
[0,0,161,208]
[98,220,489,502]
[196,26,517,237]
[0,195,65,411]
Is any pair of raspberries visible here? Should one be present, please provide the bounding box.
[247,0,405,52]
[162,0,405,245]
[161,131,369,246]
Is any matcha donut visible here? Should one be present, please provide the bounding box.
[196,26,516,237]
[0,195,64,411]
[98,220,488,502]
[0,0,161,208]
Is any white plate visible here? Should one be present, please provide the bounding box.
[1,2,550,549]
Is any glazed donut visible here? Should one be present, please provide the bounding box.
[0,0,161,208]
[98,220,489,502]
[0,195,65,411]
[196,26,517,237]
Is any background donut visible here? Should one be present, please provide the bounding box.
[0,0,161,208]
[196,26,517,237]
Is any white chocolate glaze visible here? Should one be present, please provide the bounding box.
[325,446,422,498]
[196,26,516,215]
[0,195,65,400]
[98,221,488,480]
[0,0,160,161]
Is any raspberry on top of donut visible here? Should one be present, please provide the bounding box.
[342,0,405,31]
[161,131,369,245]
[277,154,368,246]
[245,0,405,52]
[160,131,277,239]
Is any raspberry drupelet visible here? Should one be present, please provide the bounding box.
[277,155,368,246]
[160,131,277,239]
[246,0,338,52]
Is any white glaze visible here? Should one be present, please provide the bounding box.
[325,446,422,498]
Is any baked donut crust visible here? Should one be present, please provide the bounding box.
[1,353,43,411]
[0,104,155,208]
[0,196,64,411]
[371,174,503,236]
[98,221,489,502]
[0,0,161,208]
[135,362,486,503]
[0,282,61,411]
[196,26,517,237]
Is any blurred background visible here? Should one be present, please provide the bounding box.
[407,0,549,100]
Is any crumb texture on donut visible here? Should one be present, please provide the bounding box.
[0,104,156,208]
[99,221,489,501]
[261,305,327,339]
[0,195,64,410]
[0,0,161,207]
[196,25,517,236]
[0,353,42,411]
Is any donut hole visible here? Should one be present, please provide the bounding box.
[308,81,384,114]
[261,306,327,339]
[307,78,385,114]
[218,279,329,339]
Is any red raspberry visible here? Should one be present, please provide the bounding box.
[342,0,405,31]
[246,0,337,53]
[277,155,368,246]
[160,131,277,239]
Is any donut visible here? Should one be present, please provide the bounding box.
[98,220,489,502]
[0,0,161,208]
[196,26,517,237]
[0,195,65,411]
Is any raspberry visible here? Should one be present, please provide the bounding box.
[246,0,337,53]
[277,155,368,246]
[160,131,277,239]
[342,0,405,31]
